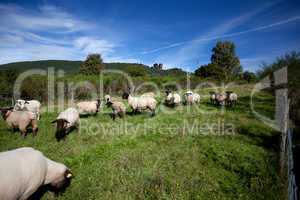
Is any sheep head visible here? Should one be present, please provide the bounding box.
[51,119,70,141]
[122,92,130,99]
[0,107,13,120]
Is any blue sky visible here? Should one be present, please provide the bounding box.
[0,0,299,72]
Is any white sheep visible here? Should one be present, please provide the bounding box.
[76,99,100,115]
[0,108,38,138]
[216,93,227,106]
[106,100,126,120]
[210,92,217,105]
[141,92,155,98]
[51,107,79,141]
[13,99,41,120]
[0,147,73,200]
[104,95,111,103]
[165,91,181,106]
[226,92,238,106]
[193,93,201,103]
[122,92,157,116]
[184,91,200,104]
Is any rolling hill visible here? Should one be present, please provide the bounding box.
[0,60,147,73]
[0,60,188,76]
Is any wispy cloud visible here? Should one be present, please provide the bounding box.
[0,4,93,33]
[74,37,115,56]
[0,3,129,64]
[149,1,299,70]
[142,10,300,55]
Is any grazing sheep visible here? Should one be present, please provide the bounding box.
[76,99,100,115]
[141,92,155,98]
[122,92,157,117]
[51,108,79,141]
[104,95,111,103]
[106,100,126,120]
[0,108,38,138]
[215,93,227,106]
[184,91,200,104]
[210,92,217,105]
[226,92,238,106]
[13,99,41,120]
[0,147,73,200]
[165,90,181,106]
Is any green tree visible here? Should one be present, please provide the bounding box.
[243,71,257,83]
[211,41,241,80]
[152,63,163,71]
[80,54,104,75]
[126,65,148,77]
[194,63,226,81]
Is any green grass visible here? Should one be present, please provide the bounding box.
[0,85,283,199]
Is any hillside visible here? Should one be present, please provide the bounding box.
[0,60,82,73]
[0,60,188,76]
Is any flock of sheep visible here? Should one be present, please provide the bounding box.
[0,90,237,199]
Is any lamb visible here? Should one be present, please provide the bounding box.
[0,108,38,138]
[106,100,126,120]
[104,95,111,103]
[76,99,100,115]
[184,91,200,104]
[141,92,155,98]
[13,99,41,120]
[0,147,73,200]
[51,107,79,141]
[122,91,157,116]
[165,90,181,106]
[226,92,238,106]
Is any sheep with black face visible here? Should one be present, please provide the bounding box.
[106,100,126,120]
[122,91,157,117]
[0,147,73,200]
[51,108,79,141]
[165,90,181,107]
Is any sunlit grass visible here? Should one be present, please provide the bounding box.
[0,85,283,199]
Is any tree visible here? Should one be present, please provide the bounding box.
[152,63,163,71]
[194,63,226,81]
[80,54,104,75]
[211,41,241,80]
[243,71,257,83]
[126,65,148,77]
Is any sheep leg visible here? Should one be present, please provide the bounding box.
[112,113,116,121]
[20,130,27,138]
[31,119,38,137]
[150,109,155,117]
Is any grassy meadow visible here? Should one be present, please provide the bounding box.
[0,84,284,199]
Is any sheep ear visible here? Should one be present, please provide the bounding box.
[25,101,29,104]
[65,169,73,179]
[51,120,57,123]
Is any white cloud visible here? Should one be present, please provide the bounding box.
[148,1,294,69]
[74,37,115,55]
[0,4,93,33]
[0,42,83,64]
[0,3,123,64]
[105,56,141,63]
